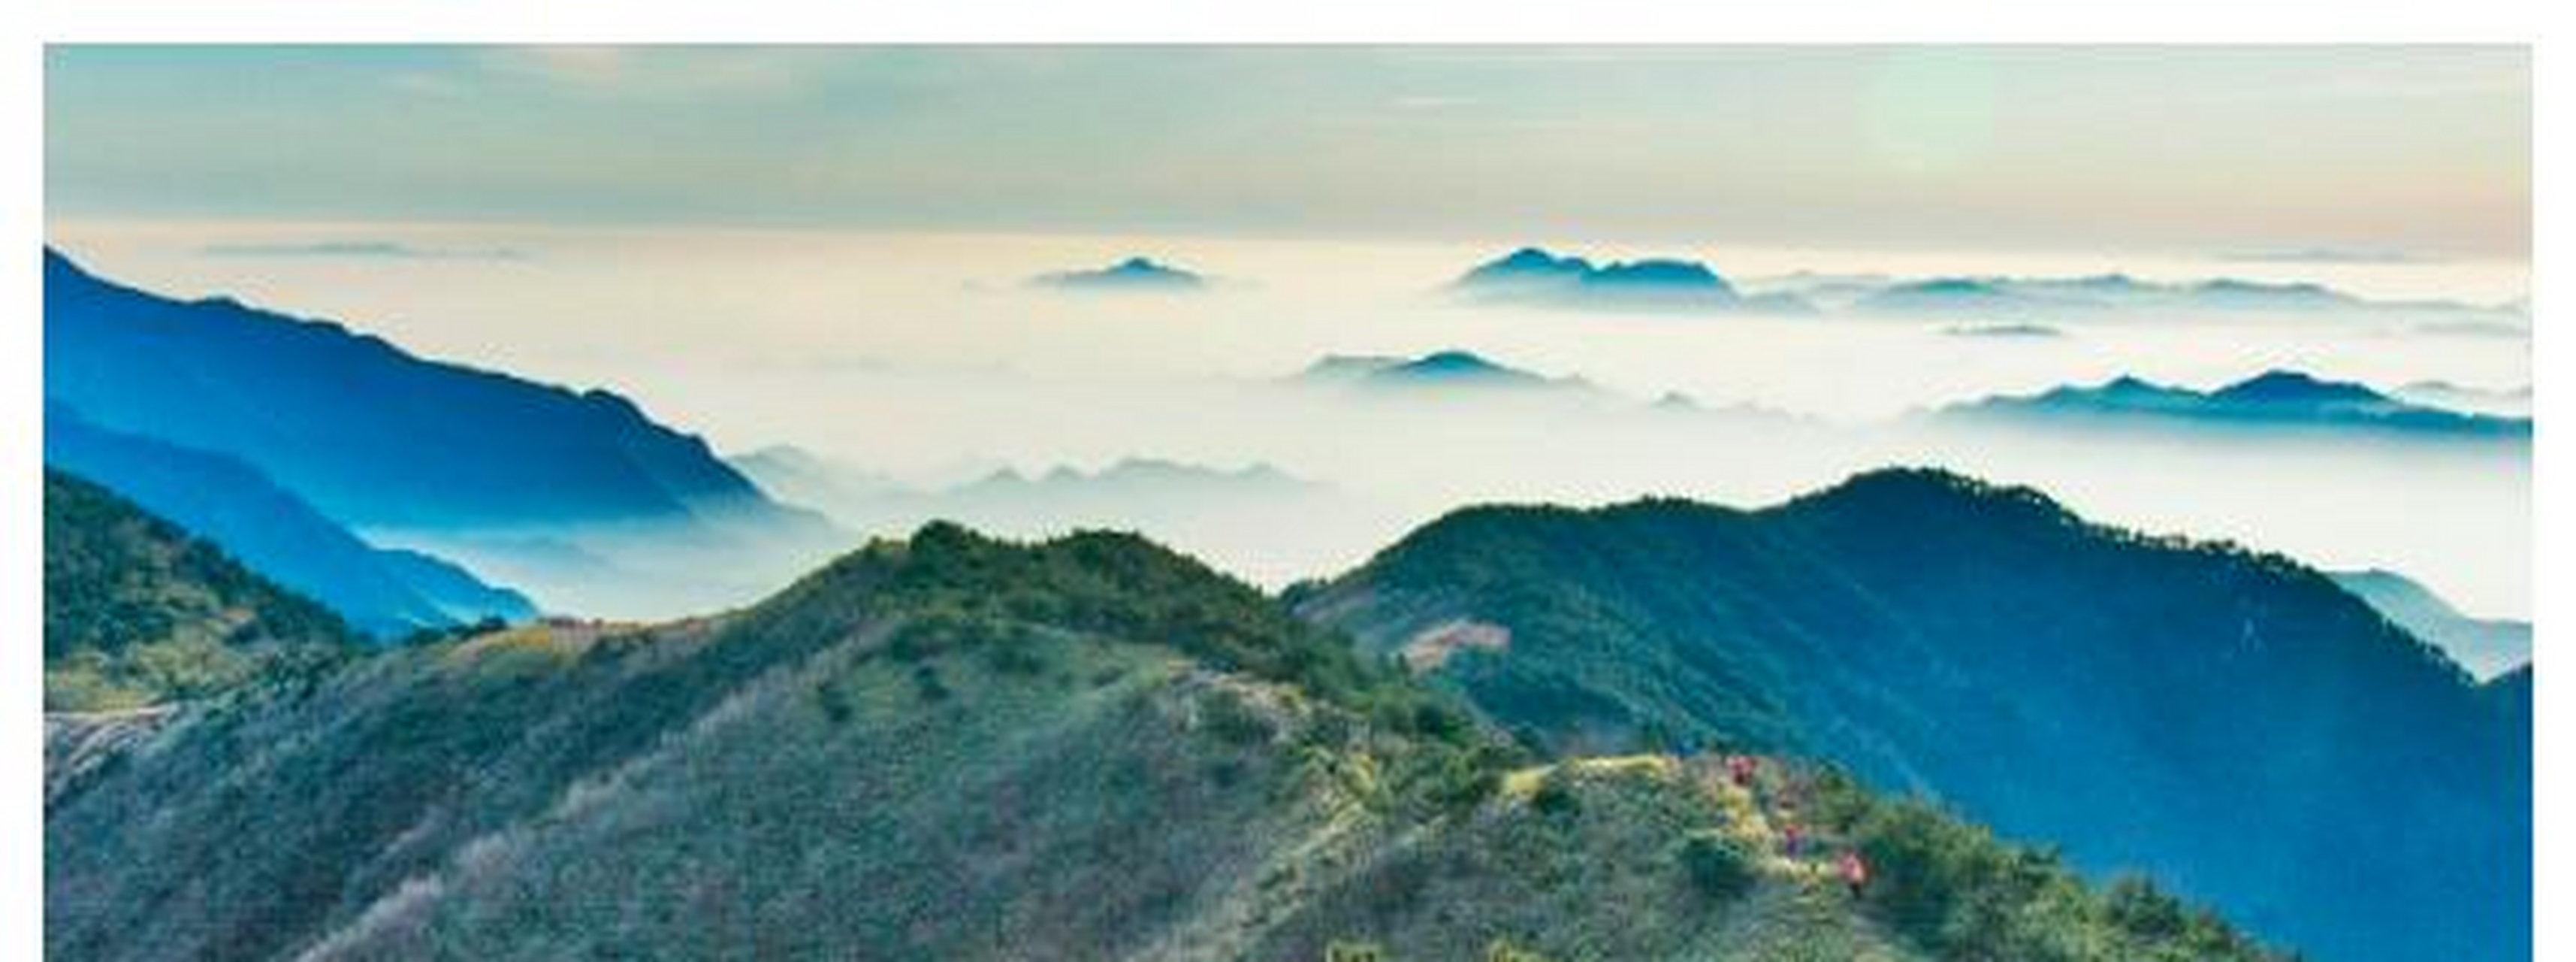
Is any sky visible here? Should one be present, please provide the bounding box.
[47,46,2532,259]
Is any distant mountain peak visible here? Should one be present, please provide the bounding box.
[1454,248,1801,313]
[1904,277,2004,295]
[1291,349,1545,386]
[1032,256,1207,291]
[2210,369,2388,406]
[1462,247,1596,284]
[1400,349,1511,375]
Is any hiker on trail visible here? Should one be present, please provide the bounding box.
[1838,851,1870,899]
[1783,770,1812,809]
[1780,821,1804,859]
[1727,754,1757,788]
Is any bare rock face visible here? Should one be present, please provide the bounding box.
[1399,619,1511,673]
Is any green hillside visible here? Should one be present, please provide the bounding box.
[44,469,358,711]
[1297,467,2525,962]
[47,523,2273,962]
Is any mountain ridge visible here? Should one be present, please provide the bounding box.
[44,247,781,528]
[1454,248,1816,314]
[2330,568,2531,679]
[44,249,845,619]
[1943,369,2531,439]
[47,519,2280,962]
[1299,466,2526,962]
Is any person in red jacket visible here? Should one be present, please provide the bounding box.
[1839,851,1871,899]
[1726,754,1757,788]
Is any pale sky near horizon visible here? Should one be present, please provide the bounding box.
[47,46,2532,261]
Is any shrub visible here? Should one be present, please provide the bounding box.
[1680,829,1756,900]
[1323,939,1387,962]
[1202,688,1278,745]
[981,627,1050,676]
[911,664,950,703]
[1530,770,1581,818]
[815,679,855,725]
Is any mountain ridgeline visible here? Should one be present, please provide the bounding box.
[1454,248,1816,314]
[48,522,2280,962]
[1942,369,2531,441]
[1296,468,2527,962]
[2331,568,2531,680]
[43,470,359,712]
[44,248,779,528]
[44,248,844,619]
[1033,256,1210,291]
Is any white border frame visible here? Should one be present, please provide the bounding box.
[5,6,2556,961]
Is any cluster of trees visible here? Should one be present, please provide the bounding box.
[820,522,1524,815]
[1800,770,2281,962]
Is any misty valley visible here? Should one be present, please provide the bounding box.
[39,234,2530,962]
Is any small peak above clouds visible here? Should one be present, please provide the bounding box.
[1452,247,1815,315]
[1030,255,1209,292]
[2209,369,2387,406]
[1288,348,1584,395]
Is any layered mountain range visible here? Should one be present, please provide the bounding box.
[44,248,843,619]
[48,405,535,637]
[39,250,2526,962]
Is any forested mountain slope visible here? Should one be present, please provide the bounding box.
[47,523,2274,962]
[1297,468,2527,962]
[44,470,358,711]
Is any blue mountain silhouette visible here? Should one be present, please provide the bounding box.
[47,404,536,636]
[1949,369,2530,439]
[44,248,789,530]
[1032,256,1209,291]
[1454,247,1812,313]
